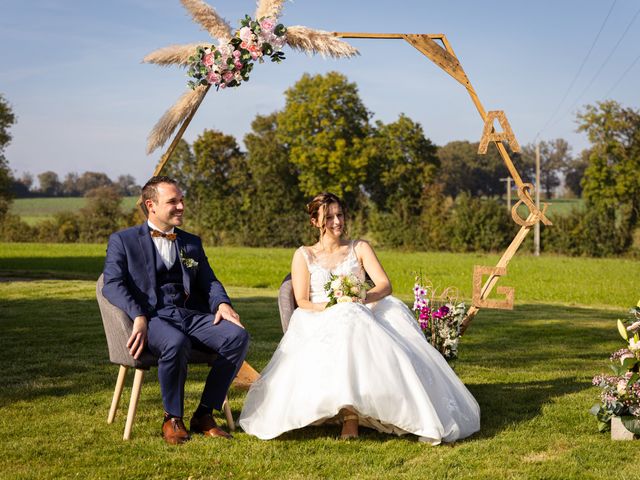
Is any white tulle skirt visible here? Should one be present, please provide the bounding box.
[238,296,480,444]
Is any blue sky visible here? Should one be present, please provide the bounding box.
[2,0,639,185]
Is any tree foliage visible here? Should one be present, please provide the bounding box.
[366,114,438,213]
[520,139,572,199]
[277,72,371,203]
[577,100,640,250]
[243,113,306,246]
[0,94,17,221]
[437,141,509,198]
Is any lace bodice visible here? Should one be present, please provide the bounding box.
[298,241,364,303]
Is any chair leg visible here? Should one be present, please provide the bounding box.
[108,365,129,424]
[123,369,145,440]
[223,396,235,431]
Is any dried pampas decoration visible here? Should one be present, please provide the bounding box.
[180,0,231,41]
[255,0,286,21]
[146,85,208,154]
[286,26,359,59]
[145,0,358,155]
[143,43,212,67]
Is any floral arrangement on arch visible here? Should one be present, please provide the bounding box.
[591,299,640,436]
[143,0,358,154]
[412,274,466,361]
[187,15,287,90]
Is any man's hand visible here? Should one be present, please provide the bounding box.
[127,315,148,359]
[214,303,244,329]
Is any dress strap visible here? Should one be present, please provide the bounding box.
[298,246,312,267]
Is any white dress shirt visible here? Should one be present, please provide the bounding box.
[147,220,176,269]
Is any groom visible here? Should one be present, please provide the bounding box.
[102,175,249,445]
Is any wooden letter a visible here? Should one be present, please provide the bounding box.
[478,110,521,154]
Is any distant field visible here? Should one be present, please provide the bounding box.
[11,196,583,225]
[9,197,138,225]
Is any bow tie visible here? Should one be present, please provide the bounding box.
[150,229,177,241]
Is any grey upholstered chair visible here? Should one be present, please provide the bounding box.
[96,274,234,440]
[277,273,297,333]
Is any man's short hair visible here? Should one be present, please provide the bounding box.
[141,175,178,204]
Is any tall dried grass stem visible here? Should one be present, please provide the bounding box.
[146,85,208,154]
[143,43,213,67]
[255,0,286,20]
[180,0,232,41]
[286,26,359,58]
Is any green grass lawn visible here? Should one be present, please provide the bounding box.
[9,197,138,225]
[0,243,638,478]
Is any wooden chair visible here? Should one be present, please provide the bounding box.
[96,274,235,440]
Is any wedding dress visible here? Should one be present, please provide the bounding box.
[238,242,480,444]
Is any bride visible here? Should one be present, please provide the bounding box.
[239,193,480,443]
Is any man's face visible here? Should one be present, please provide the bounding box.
[147,182,184,231]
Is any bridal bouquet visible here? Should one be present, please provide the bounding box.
[412,275,466,361]
[324,273,370,308]
[187,14,287,90]
[591,299,640,436]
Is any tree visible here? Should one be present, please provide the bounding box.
[276,72,372,204]
[437,141,509,198]
[115,174,140,196]
[520,139,572,199]
[11,172,33,198]
[577,100,640,245]
[61,172,80,196]
[0,94,17,221]
[37,171,62,196]
[165,130,247,245]
[564,149,590,197]
[78,185,123,242]
[243,113,306,246]
[75,171,112,194]
[366,114,438,213]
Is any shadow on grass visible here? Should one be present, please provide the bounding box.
[469,377,589,439]
[0,295,283,408]
[0,256,104,280]
[0,290,622,440]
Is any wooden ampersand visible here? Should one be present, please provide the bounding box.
[511,183,553,227]
[472,265,514,310]
[478,110,521,154]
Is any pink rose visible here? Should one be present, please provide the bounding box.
[233,49,241,58]
[239,26,252,43]
[335,290,343,298]
[222,71,234,82]
[206,71,221,84]
[234,60,243,70]
[260,18,275,32]
[202,53,215,67]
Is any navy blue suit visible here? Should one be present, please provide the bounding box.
[102,223,249,417]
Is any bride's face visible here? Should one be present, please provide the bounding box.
[321,202,344,238]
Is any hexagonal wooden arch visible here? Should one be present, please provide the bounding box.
[151,31,553,335]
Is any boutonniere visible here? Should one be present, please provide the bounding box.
[179,248,199,271]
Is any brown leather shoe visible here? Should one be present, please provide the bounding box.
[162,417,191,445]
[190,413,233,439]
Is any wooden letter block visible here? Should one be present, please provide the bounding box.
[478,110,521,154]
[472,265,514,310]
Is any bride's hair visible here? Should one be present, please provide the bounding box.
[307,192,347,237]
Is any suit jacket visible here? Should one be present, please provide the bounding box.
[102,223,231,320]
